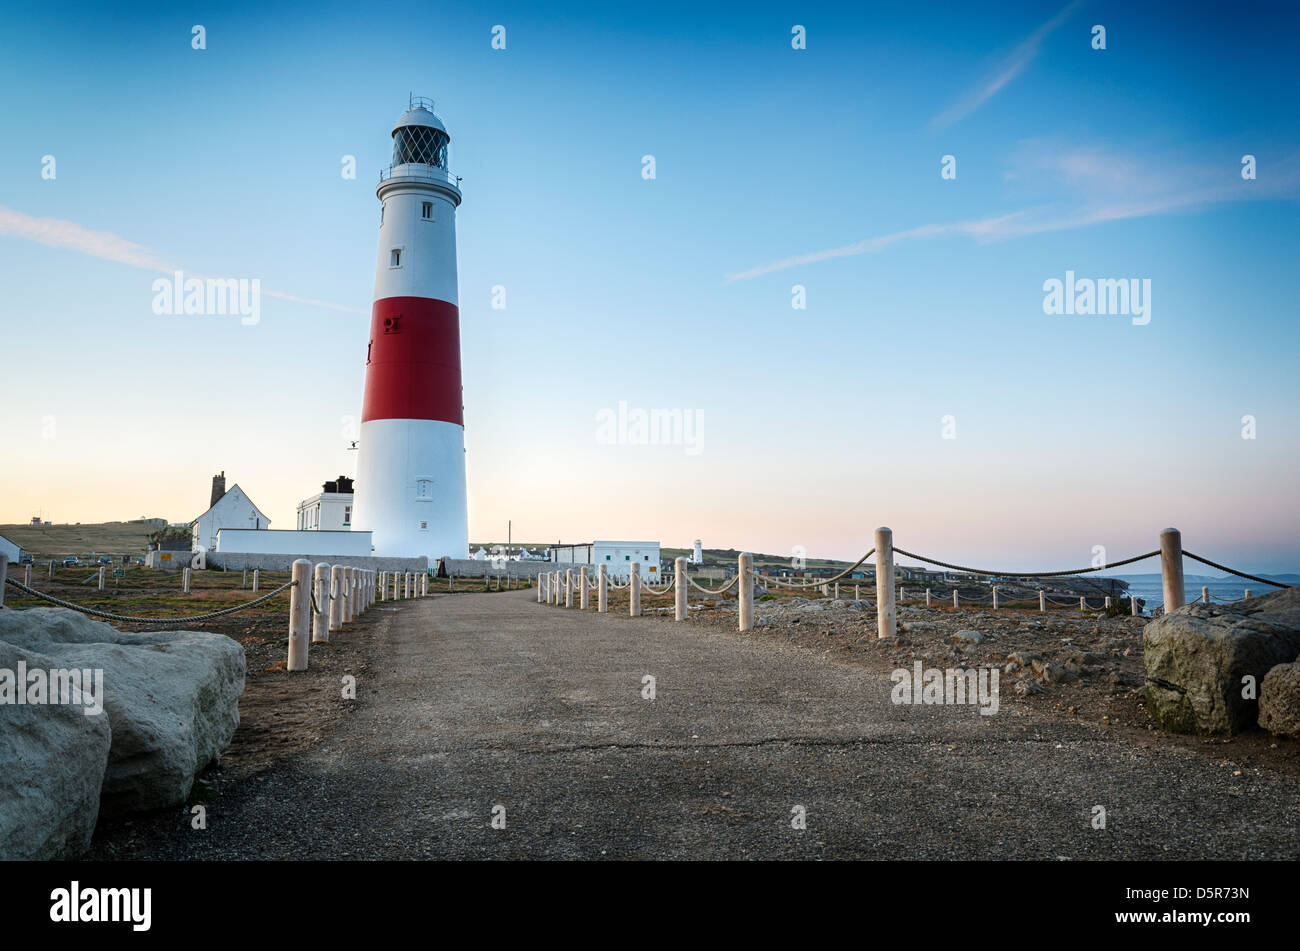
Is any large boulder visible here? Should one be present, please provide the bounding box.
[0,640,112,859]
[0,608,245,815]
[1143,587,1300,734]
[1259,662,1300,737]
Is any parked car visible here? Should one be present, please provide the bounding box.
[19,553,34,564]
[62,556,79,567]
[97,555,113,564]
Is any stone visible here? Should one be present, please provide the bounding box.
[1014,679,1043,697]
[0,640,112,860]
[1143,587,1300,735]
[1259,662,1300,738]
[0,608,246,815]
[950,630,985,645]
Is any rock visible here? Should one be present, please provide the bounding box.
[950,630,985,645]
[0,608,246,815]
[1259,662,1300,737]
[0,640,112,859]
[1004,661,1020,674]
[1014,679,1043,697]
[1007,652,1041,667]
[1143,587,1300,735]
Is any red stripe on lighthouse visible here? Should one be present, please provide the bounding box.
[362,296,463,425]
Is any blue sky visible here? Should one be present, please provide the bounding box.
[2,0,1297,572]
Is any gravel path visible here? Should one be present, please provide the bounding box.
[93,591,1300,860]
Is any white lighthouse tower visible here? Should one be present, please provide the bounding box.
[352,97,468,561]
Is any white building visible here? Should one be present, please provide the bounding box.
[0,534,24,564]
[693,539,703,563]
[190,484,271,552]
[214,529,372,557]
[550,540,661,581]
[297,476,355,531]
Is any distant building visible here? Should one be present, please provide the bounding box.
[550,540,661,581]
[693,539,703,563]
[29,516,40,526]
[297,476,355,531]
[190,482,270,552]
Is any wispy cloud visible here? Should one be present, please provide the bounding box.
[929,0,1084,131]
[725,148,1300,283]
[0,205,364,314]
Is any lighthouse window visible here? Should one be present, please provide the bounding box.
[390,249,401,268]
[421,202,433,220]
[415,479,433,500]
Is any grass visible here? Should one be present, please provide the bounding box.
[1,519,165,560]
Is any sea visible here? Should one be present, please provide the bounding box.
[1109,573,1296,614]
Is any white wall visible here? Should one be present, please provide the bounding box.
[0,535,22,562]
[215,529,373,556]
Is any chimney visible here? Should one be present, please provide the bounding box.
[210,471,226,508]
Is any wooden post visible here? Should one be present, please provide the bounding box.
[598,564,608,613]
[343,568,354,622]
[854,584,860,600]
[183,566,192,594]
[252,568,260,592]
[24,564,32,586]
[1105,596,1111,609]
[833,581,840,599]
[675,557,687,620]
[1201,586,1209,604]
[565,569,574,608]
[738,552,754,632]
[379,570,387,601]
[925,587,931,607]
[1244,589,1252,599]
[992,585,999,609]
[1039,590,1046,612]
[48,560,55,581]
[1160,527,1185,612]
[449,572,455,592]
[540,571,548,603]
[98,566,106,591]
[580,566,589,610]
[899,586,906,603]
[329,565,343,631]
[288,559,311,671]
[952,589,959,608]
[630,561,641,617]
[242,567,247,588]
[874,527,896,639]
[1080,596,1086,610]
[312,563,330,644]
[1131,593,1139,616]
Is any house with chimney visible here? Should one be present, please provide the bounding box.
[190,471,271,552]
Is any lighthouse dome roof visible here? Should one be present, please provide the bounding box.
[392,103,447,138]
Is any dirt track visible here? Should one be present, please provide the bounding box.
[88,590,1300,860]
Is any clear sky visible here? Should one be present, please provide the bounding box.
[1,0,1297,573]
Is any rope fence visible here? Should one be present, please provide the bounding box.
[0,557,439,673]
[532,526,1291,637]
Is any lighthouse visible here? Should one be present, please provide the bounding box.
[352,97,468,561]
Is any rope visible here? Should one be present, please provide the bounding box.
[752,550,876,589]
[1183,552,1289,589]
[689,574,739,594]
[638,576,677,597]
[891,547,1159,578]
[3,577,297,624]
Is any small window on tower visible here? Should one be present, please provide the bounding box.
[415,479,433,500]
[421,202,433,220]
[390,249,401,268]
